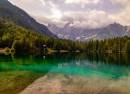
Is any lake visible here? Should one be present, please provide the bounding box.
[0,53,130,94]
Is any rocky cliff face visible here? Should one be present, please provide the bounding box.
[48,23,130,41]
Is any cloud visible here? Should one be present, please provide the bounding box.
[9,0,48,15]
[61,10,114,28]
[39,0,46,6]
[110,5,130,25]
[65,0,100,4]
[110,0,130,6]
[9,0,130,28]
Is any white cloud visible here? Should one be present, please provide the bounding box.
[110,0,130,6]
[110,5,130,25]
[39,0,45,6]
[9,0,130,28]
[62,10,114,28]
[65,0,100,4]
[50,8,63,21]
[9,0,46,15]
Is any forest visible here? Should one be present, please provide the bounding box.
[0,18,130,55]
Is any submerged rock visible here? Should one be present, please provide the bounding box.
[20,73,130,94]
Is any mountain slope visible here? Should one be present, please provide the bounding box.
[0,17,57,54]
[0,0,56,38]
[48,23,130,41]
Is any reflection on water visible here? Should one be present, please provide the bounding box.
[0,53,130,94]
[0,53,130,79]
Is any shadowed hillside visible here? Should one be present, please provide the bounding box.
[0,0,56,38]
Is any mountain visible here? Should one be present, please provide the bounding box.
[0,17,56,54]
[48,23,130,41]
[125,25,130,36]
[0,0,56,38]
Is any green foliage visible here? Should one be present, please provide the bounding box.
[0,18,130,55]
[84,36,130,53]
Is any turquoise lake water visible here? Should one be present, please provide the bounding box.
[1,53,130,94]
[0,53,130,79]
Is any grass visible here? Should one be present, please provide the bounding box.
[0,71,43,94]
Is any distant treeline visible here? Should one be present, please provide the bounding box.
[84,37,130,53]
[0,18,130,55]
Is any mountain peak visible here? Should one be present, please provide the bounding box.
[48,22,129,41]
[108,22,123,27]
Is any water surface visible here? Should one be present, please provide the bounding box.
[0,53,130,94]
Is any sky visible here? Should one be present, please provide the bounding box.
[9,0,130,28]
